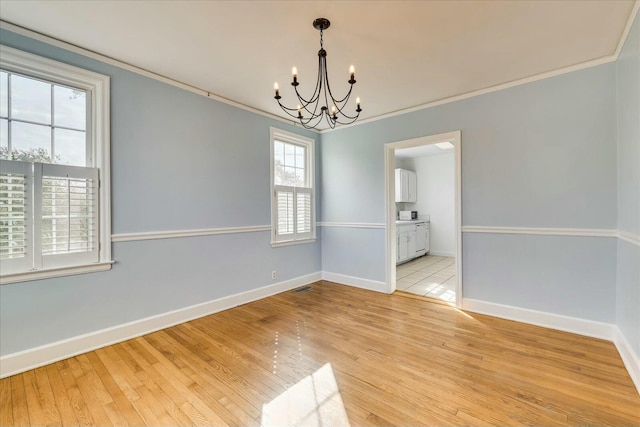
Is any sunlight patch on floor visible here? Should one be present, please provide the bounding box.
[455,308,476,320]
[261,363,350,427]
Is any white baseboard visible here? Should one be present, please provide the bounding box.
[0,272,322,379]
[613,326,640,395]
[321,271,389,293]
[462,298,614,340]
[428,250,455,257]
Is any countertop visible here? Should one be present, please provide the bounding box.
[396,218,429,225]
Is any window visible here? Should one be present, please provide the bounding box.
[0,45,111,283]
[270,128,315,246]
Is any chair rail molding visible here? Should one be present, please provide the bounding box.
[461,226,618,238]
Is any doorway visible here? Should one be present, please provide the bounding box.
[384,131,462,307]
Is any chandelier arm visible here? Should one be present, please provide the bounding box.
[279,107,307,120]
[277,101,305,113]
[293,85,315,106]
[298,103,325,128]
[330,92,359,120]
[333,112,361,125]
[326,84,360,121]
[321,62,336,126]
[300,112,324,129]
[276,99,315,121]
[321,61,357,127]
[326,113,336,129]
[324,66,354,105]
[277,97,321,120]
[285,97,324,122]
[330,89,353,105]
[277,98,326,127]
[336,112,358,121]
[294,91,321,117]
[296,66,324,122]
[299,91,323,120]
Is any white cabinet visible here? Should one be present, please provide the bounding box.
[415,222,429,257]
[396,223,417,263]
[397,221,429,264]
[395,168,417,203]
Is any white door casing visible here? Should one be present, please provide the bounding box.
[384,131,462,307]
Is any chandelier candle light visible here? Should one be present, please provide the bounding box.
[274,18,362,129]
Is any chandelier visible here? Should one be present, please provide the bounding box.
[273,18,362,130]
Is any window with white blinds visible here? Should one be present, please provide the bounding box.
[270,128,315,245]
[0,45,111,283]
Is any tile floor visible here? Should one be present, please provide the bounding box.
[396,255,456,302]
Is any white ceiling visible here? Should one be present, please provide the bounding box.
[396,143,452,159]
[0,1,636,130]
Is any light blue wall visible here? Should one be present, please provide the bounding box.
[463,233,616,322]
[321,227,385,282]
[615,14,640,356]
[0,29,321,355]
[321,63,618,321]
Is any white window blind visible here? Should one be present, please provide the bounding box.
[274,186,313,242]
[0,160,32,274]
[276,187,294,236]
[36,163,99,269]
[296,187,312,235]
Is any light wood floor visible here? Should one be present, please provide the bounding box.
[1,281,639,426]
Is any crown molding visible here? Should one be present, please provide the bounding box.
[614,0,640,58]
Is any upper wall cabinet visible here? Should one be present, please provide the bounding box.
[395,168,417,203]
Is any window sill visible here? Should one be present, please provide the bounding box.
[271,237,318,248]
[0,261,114,285]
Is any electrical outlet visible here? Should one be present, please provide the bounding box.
[272,271,277,279]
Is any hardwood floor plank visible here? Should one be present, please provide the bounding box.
[33,367,62,426]
[82,351,145,426]
[94,348,141,403]
[44,364,78,427]
[56,365,94,426]
[9,375,30,426]
[2,281,639,426]
[65,358,111,426]
[21,371,46,426]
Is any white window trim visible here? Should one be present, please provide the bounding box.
[270,127,316,247]
[0,45,112,284]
